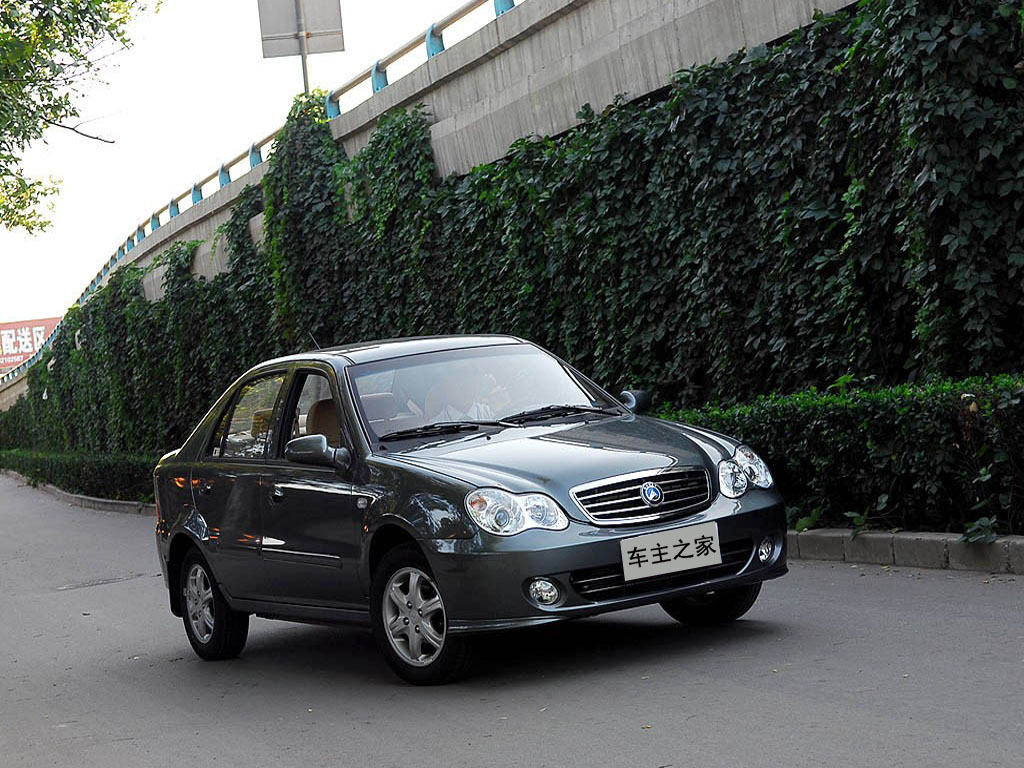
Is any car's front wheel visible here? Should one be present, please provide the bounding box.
[370,543,472,685]
[660,583,762,626]
[180,549,249,660]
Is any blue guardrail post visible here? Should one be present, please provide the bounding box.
[371,61,388,92]
[495,0,514,15]
[426,24,445,57]
[249,143,263,168]
[325,92,341,119]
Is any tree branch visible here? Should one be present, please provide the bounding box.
[40,117,114,144]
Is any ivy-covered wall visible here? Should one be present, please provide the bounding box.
[2,0,1023,459]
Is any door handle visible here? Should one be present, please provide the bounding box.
[271,486,286,502]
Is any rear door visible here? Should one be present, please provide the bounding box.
[256,364,364,608]
[191,370,289,600]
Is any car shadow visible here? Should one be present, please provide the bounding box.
[192,611,785,689]
[472,615,783,685]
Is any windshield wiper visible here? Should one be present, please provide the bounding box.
[503,404,622,425]
[378,420,517,442]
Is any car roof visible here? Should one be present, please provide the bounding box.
[262,334,527,368]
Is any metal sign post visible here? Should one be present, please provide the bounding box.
[258,0,345,95]
[294,0,310,94]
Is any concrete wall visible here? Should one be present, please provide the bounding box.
[98,0,850,302]
[338,0,849,175]
[0,375,28,413]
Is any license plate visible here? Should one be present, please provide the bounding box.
[619,521,722,582]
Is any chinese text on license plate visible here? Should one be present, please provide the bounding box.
[619,521,722,582]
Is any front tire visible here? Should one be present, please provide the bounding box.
[660,583,762,626]
[370,543,472,685]
[180,549,249,660]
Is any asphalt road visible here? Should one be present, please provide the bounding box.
[2,473,1022,768]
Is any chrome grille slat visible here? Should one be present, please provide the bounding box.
[588,489,708,508]
[584,486,706,509]
[570,467,712,526]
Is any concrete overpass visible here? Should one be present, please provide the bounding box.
[0,0,848,409]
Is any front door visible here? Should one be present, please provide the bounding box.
[192,370,288,600]
[257,367,363,607]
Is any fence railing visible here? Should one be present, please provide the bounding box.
[1,0,520,389]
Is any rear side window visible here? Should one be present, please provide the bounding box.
[215,374,287,460]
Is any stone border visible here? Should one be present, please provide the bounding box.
[1,469,155,516]
[788,528,1024,575]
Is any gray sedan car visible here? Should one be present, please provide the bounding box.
[154,336,786,684]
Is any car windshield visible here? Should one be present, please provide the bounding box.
[348,344,619,443]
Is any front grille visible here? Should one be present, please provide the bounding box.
[570,538,752,601]
[570,467,712,525]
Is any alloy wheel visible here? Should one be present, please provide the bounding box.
[185,562,215,644]
[382,567,446,667]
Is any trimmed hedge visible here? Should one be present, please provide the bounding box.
[662,375,1024,535]
[4,375,1023,534]
[0,450,157,502]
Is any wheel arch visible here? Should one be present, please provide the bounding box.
[367,523,422,583]
[167,532,202,617]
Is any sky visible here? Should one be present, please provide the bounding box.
[0,0,499,323]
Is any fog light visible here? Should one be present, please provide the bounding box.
[758,536,774,563]
[528,578,560,606]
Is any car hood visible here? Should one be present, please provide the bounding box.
[389,415,737,506]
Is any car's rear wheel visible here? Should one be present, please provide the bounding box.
[180,549,249,660]
[370,543,472,685]
[660,583,762,626]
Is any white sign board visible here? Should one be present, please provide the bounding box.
[258,0,344,58]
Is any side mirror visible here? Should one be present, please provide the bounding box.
[284,434,352,472]
[619,389,653,414]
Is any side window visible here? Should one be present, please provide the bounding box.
[206,406,230,458]
[286,371,343,449]
[219,374,287,460]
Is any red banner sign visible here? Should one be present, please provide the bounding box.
[0,317,62,374]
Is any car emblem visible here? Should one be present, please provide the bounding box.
[640,481,664,506]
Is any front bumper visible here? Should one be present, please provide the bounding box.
[423,491,787,633]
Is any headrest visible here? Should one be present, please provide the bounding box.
[361,392,397,422]
[307,399,341,446]
[251,409,274,439]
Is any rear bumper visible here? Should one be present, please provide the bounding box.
[422,492,787,633]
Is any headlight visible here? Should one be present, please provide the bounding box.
[465,489,569,536]
[735,445,773,489]
[718,446,773,498]
[718,459,749,498]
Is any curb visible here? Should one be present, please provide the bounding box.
[788,528,1024,575]
[1,469,155,516]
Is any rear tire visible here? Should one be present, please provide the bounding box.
[370,543,473,685]
[660,583,762,626]
[180,549,249,660]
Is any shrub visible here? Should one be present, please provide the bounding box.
[0,450,157,502]
[661,375,1024,535]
